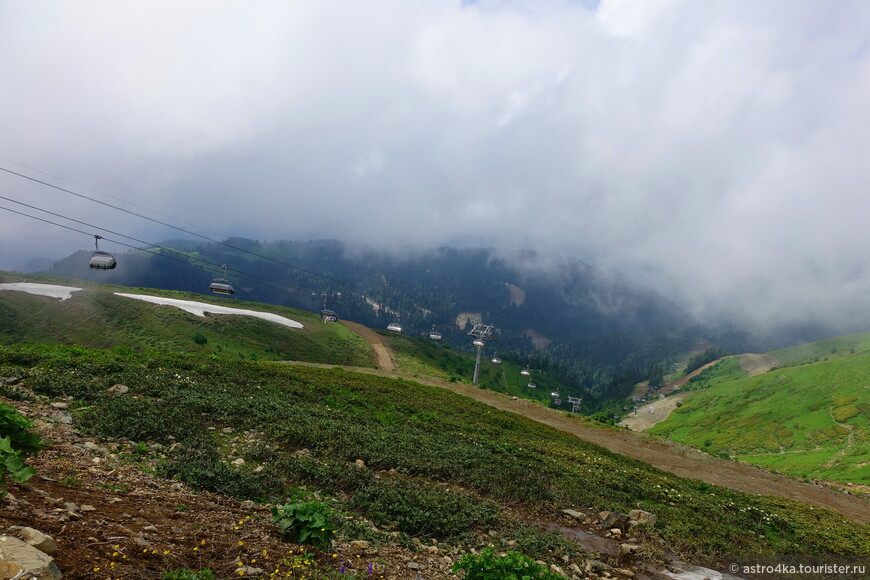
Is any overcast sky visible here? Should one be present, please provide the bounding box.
[2,0,870,329]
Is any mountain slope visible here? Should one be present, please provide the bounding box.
[2,343,868,579]
[0,271,373,367]
[649,339,870,485]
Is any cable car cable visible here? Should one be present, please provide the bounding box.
[0,203,328,295]
[0,165,353,288]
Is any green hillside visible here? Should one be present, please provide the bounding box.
[385,331,568,406]
[2,344,867,566]
[649,352,870,484]
[770,331,870,367]
[0,271,373,367]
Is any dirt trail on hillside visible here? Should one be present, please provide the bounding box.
[620,354,782,432]
[341,320,396,371]
[281,353,870,524]
[619,391,693,431]
[740,353,780,375]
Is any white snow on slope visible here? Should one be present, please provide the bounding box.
[114,293,304,329]
[0,283,82,300]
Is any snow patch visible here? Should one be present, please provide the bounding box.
[0,283,82,301]
[114,293,304,329]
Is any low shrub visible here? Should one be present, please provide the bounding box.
[452,546,563,580]
[271,500,337,551]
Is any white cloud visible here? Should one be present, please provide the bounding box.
[2,0,870,330]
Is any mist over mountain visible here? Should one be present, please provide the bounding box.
[39,237,858,404]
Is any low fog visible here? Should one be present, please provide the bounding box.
[2,0,870,332]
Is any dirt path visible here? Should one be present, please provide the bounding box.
[620,354,782,432]
[299,331,870,523]
[619,391,693,431]
[341,320,396,371]
[740,353,780,376]
[281,358,870,524]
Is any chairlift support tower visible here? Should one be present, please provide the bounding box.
[467,323,496,385]
[567,396,583,414]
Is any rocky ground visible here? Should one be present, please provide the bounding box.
[0,393,704,580]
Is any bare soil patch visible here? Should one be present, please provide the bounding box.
[739,353,780,376]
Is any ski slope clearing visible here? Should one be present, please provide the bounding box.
[0,282,82,300]
[114,293,304,329]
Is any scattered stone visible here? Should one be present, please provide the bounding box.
[407,561,421,570]
[5,527,57,557]
[232,458,245,467]
[49,402,68,410]
[620,543,642,555]
[561,508,585,520]
[628,509,656,528]
[236,565,263,576]
[350,540,371,550]
[609,528,622,538]
[598,511,630,530]
[47,410,72,424]
[107,384,129,395]
[143,525,158,532]
[355,459,366,469]
[0,535,62,580]
[80,504,96,512]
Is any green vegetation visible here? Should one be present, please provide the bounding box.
[0,402,42,494]
[163,570,215,580]
[770,332,870,367]
[1,343,867,566]
[650,354,870,484]
[685,346,728,373]
[384,332,566,405]
[684,356,747,391]
[271,501,338,551]
[452,546,563,580]
[0,271,373,366]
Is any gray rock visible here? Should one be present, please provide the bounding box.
[598,510,630,530]
[108,384,129,395]
[628,509,657,528]
[2,377,21,386]
[350,540,371,549]
[47,410,72,424]
[49,402,68,410]
[6,527,57,556]
[561,508,585,520]
[407,561,421,570]
[0,535,62,580]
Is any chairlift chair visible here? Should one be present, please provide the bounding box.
[89,235,116,270]
[472,338,485,348]
[209,264,235,295]
[429,325,443,341]
[490,356,502,365]
[320,309,338,323]
[520,367,531,377]
[387,322,403,333]
[526,382,537,389]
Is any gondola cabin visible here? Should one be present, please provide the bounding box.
[89,251,116,270]
[387,322,403,333]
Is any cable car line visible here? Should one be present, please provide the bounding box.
[0,164,353,288]
[0,156,228,239]
[0,203,332,296]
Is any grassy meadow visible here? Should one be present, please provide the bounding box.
[2,343,868,567]
[650,351,870,484]
[0,271,373,367]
